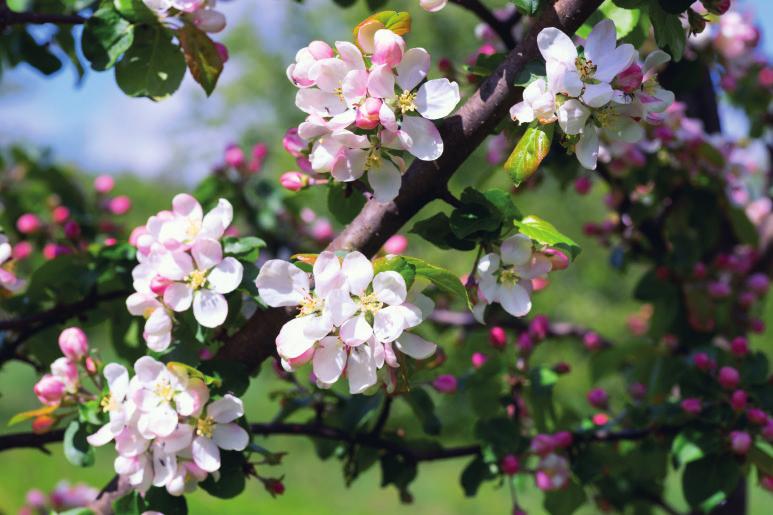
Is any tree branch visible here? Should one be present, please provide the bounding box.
[450,0,518,49]
[0,10,85,29]
[0,428,64,452]
[217,0,606,371]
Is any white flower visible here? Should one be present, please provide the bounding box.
[476,234,551,319]
[161,238,243,328]
[126,293,173,352]
[87,364,135,447]
[0,234,24,293]
[510,78,557,125]
[191,395,249,473]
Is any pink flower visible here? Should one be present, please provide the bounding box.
[280,172,309,192]
[34,375,66,405]
[573,175,592,195]
[249,143,268,173]
[552,431,573,449]
[128,226,146,247]
[587,388,609,409]
[729,431,751,455]
[63,220,81,240]
[730,336,749,357]
[432,374,458,394]
[108,196,132,215]
[471,352,487,369]
[517,333,533,354]
[224,143,245,168]
[94,175,115,193]
[529,315,549,341]
[355,97,383,130]
[535,454,570,491]
[52,206,70,224]
[32,415,56,434]
[311,219,334,242]
[749,318,765,333]
[42,243,71,260]
[500,454,520,475]
[543,248,569,271]
[582,332,602,351]
[383,234,408,254]
[730,390,747,411]
[58,327,88,360]
[372,29,405,67]
[762,475,773,492]
[12,241,32,260]
[283,128,307,158]
[681,398,702,415]
[759,67,773,88]
[746,273,769,295]
[16,213,42,234]
[530,434,555,456]
[718,366,740,389]
[747,408,768,425]
[708,280,731,298]
[488,326,507,349]
[693,352,715,371]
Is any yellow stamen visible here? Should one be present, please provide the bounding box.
[335,86,344,101]
[187,269,207,290]
[575,56,597,81]
[196,416,215,438]
[499,267,521,286]
[142,306,156,319]
[186,219,202,240]
[100,394,119,413]
[154,379,175,403]
[299,295,323,317]
[397,90,417,114]
[366,149,381,170]
[359,292,384,314]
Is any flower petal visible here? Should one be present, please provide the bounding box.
[347,343,377,394]
[401,116,443,161]
[581,82,614,108]
[584,19,616,64]
[313,251,343,298]
[313,336,347,384]
[193,289,228,328]
[276,317,317,359]
[207,394,245,423]
[200,198,233,240]
[537,27,577,65]
[499,282,532,317]
[341,251,373,295]
[367,64,396,99]
[213,423,249,451]
[373,271,407,305]
[415,79,460,120]
[394,332,436,359]
[192,435,221,472]
[255,260,309,307]
[192,238,223,271]
[576,124,599,170]
[340,314,373,346]
[164,283,193,312]
[396,48,430,91]
[500,233,533,266]
[208,257,243,294]
[373,305,406,343]
[368,159,402,203]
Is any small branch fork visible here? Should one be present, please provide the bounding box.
[450,0,519,49]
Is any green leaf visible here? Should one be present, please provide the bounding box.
[198,360,250,397]
[402,256,470,307]
[544,481,586,515]
[403,388,441,436]
[513,60,547,87]
[410,213,476,251]
[222,236,265,261]
[327,182,366,225]
[113,492,144,515]
[19,30,62,75]
[460,456,491,497]
[114,0,158,22]
[177,22,224,96]
[749,444,773,476]
[82,3,134,71]
[200,451,247,498]
[682,454,740,508]
[577,0,641,39]
[514,0,542,15]
[63,420,95,467]
[504,122,554,186]
[115,24,186,99]
[726,205,759,246]
[144,487,188,514]
[7,404,58,427]
[380,453,417,500]
[649,2,686,61]
[449,188,520,242]
[513,215,581,259]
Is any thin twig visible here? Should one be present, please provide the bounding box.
[450,0,518,49]
[0,10,85,29]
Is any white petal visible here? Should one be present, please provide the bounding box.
[276,317,317,359]
[302,312,334,340]
[401,116,443,161]
[595,44,635,83]
[500,233,533,266]
[499,282,532,317]
[324,289,356,327]
[158,251,194,281]
[213,423,249,451]
[576,124,600,170]
[255,260,308,307]
[207,394,245,423]
[341,251,373,295]
[396,48,430,91]
[643,49,671,75]
[87,424,116,447]
[134,356,164,383]
[557,99,591,135]
[331,148,368,182]
[373,305,406,343]
[164,283,193,312]
[368,159,402,203]
[208,257,243,294]
[192,435,221,472]
[510,101,535,124]
[339,314,373,346]
[104,363,129,399]
[584,19,616,64]
[193,290,228,328]
[172,194,203,222]
[335,41,365,70]
[313,251,343,298]
[367,64,396,99]
[313,337,347,383]
[373,271,407,305]
[200,199,233,240]
[537,27,577,65]
[347,344,377,394]
[192,238,222,271]
[394,332,436,359]
[415,79,460,120]
[581,82,614,108]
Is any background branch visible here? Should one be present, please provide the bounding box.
[450,0,518,49]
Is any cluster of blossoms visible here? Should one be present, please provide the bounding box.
[20,481,98,515]
[31,328,93,431]
[283,23,461,202]
[143,0,226,34]
[0,233,24,294]
[256,251,437,393]
[472,234,568,322]
[127,195,243,351]
[87,356,249,495]
[510,20,674,170]
[222,142,269,176]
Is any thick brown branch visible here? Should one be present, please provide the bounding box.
[217,0,606,371]
[0,428,64,452]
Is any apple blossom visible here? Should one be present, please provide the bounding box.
[535,453,570,491]
[16,213,41,234]
[500,454,520,475]
[718,366,740,389]
[58,327,89,360]
[419,0,447,12]
[0,234,25,293]
[94,174,115,193]
[432,374,458,394]
[191,394,249,472]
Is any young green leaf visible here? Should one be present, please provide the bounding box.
[63,420,95,467]
[82,3,134,71]
[649,2,686,61]
[504,122,554,186]
[513,215,581,259]
[401,256,470,307]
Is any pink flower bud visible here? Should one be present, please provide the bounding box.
[32,415,56,434]
[553,431,573,449]
[762,475,773,492]
[705,0,731,15]
[746,273,769,294]
[63,220,81,240]
[730,390,747,411]
[308,40,334,60]
[529,315,549,341]
[749,318,765,333]
[104,237,117,246]
[759,67,773,88]
[764,421,773,442]
[355,97,383,130]
[582,332,603,351]
[52,206,70,224]
[93,175,115,193]
[214,42,229,63]
[150,275,172,296]
[85,356,97,375]
[747,408,768,425]
[531,277,550,291]
[587,388,609,409]
[297,156,312,173]
[592,413,609,425]
[383,234,408,255]
[500,454,520,475]
[718,366,740,390]
[266,478,285,495]
[42,243,71,260]
[311,219,334,242]
[681,398,702,415]
[34,375,66,405]
[553,362,571,374]
[615,63,643,93]
[693,352,715,371]
[471,352,487,369]
[191,9,226,33]
[108,196,132,215]
[530,434,555,456]
[488,326,507,350]
[58,327,88,360]
[573,175,592,195]
[371,29,405,67]
[738,291,756,309]
[517,332,533,354]
[729,431,751,455]
[542,248,569,271]
[283,128,306,158]
[280,172,309,192]
[16,213,42,234]
[250,143,268,173]
[432,374,458,394]
[730,336,749,357]
[224,143,245,168]
[629,382,647,400]
[12,241,32,260]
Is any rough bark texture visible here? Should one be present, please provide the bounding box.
[216,0,605,372]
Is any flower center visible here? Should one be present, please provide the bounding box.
[100,394,119,413]
[142,306,156,319]
[185,218,201,240]
[187,269,207,290]
[299,295,323,317]
[359,292,384,314]
[397,90,417,114]
[154,379,175,403]
[593,105,615,128]
[366,149,381,170]
[335,86,345,102]
[499,267,521,286]
[575,56,597,81]
[196,416,215,438]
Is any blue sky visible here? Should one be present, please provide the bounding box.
[0,0,771,183]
